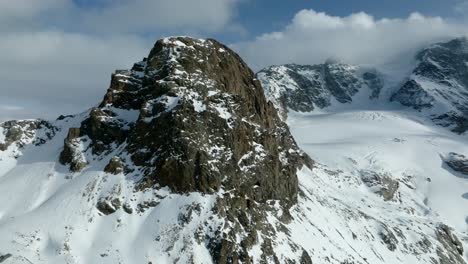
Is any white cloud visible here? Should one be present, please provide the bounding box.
[0,31,149,120]
[0,0,243,121]
[233,9,468,70]
[0,0,67,18]
[81,0,240,34]
[0,0,241,34]
[0,0,71,31]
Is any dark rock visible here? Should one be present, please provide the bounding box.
[54,37,313,262]
[80,108,131,155]
[443,152,468,177]
[57,114,73,121]
[122,203,133,214]
[59,128,87,172]
[390,79,434,110]
[433,112,468,134]
[360,170,399,201]
[392,37,468,133]
[104,156,125,174]
[300,250,313,264]
[0,120,56,151]
[257,62,383,118]
[70,37,313,208]
[379,225,399,251]
[0,254,12,263]
[136,201,160,213]
[435,224,466,264]
[96,198,122,215]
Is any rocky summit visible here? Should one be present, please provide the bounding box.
[9,36,312,263]
[60,37,311,204]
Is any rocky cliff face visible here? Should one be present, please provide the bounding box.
[391,38,468,133]
[60,37,311,203]
[257,62,383,118]
[57,37,312,262]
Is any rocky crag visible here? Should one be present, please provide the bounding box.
[58,37,312,262]
[257,61,383,118]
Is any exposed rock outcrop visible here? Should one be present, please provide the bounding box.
[390,79,434,110]
[61,37,312,205]
[104,156,125,174]
[57,37,313,262]
[391,38,468,133]
[360,170,400,201]
[443,152,468,177]
[257,62,383,118]
[0,120,56,151]
[0,254,12,263]
[59,128,87,172]
[435,224,465,264]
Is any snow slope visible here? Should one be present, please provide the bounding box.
[289,109,468,232]
[1,110,466,264]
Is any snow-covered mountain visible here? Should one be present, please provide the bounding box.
[392,38,468,134]
[258,38,468,264]
[258,37,468,134]
[257,61,383,118]
[0,36,467,264]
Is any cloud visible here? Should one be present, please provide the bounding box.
[233,10,468,70]
[0,0,243,121]
[0,0,241,34]
[80,0,241,34]
[0,0,67,19]
[0,31,149,121]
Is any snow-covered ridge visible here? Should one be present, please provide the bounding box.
[259,38,468,135]
[257,62,383,119]
[390,38,468,134]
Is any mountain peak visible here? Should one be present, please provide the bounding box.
[390,37,468,133]
[63,36,313,197]
[53,36,314,261]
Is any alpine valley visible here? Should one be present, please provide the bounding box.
[0,36,467,264]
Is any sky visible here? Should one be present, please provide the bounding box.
[1,0,468,121]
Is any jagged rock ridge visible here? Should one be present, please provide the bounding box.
[257,62,383,118]
[391,37,468,133]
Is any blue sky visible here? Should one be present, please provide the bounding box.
[233,0,463,38]
[1,0,468,120]
[72,0,466,42]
